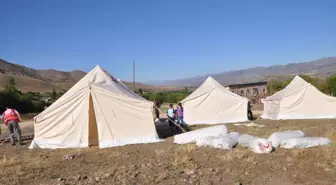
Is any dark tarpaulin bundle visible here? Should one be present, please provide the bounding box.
[103,69,119,84]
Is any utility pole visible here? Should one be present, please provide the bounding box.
[133,60,135,92]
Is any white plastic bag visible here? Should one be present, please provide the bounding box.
[238,134,256,147]
[268,130,305,148]
[196,132,239,149]
[211,136,238,149]
[280,137,331,149]
[196,136,216,147]
[174,125,228,144]
[238,134,273,154]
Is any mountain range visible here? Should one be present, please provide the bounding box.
[0,59,177,92]
[154,57,336,87]
[1,57,336,92]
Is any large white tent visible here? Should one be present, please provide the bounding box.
[181,77,249,125]
[29,66,161,149]
[261,75,336,120]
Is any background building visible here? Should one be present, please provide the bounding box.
[226,82,268,104]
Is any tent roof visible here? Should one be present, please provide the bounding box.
[77,65,149,101]
[265,75,311,100]
[182,76,247,102]
[38,65,151,117]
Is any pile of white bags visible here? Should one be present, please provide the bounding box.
[174,125,228,144]
[196,132,239,149]
[280,137,331,149]
[175,126,331,152]
[268,130,305,148]
[238,134,273,154]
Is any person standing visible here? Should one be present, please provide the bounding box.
[176,103,184,127]
[1,107,22,146]
[248,101,253,120]
[167,104,176,132]
[154,101,161,122]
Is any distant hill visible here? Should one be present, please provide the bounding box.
[0,59,86,92]
[155,57,336,87]
[3,57,336,92]
[0,59,178,92]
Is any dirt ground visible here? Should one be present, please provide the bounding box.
[0,119,335,185]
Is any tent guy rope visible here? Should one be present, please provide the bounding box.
[0,128,21,146]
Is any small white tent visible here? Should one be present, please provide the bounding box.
[261,75,336,120]
[29,66,161,149]
[181,77,249,125]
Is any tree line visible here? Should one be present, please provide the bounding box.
[139,87,190,104]
[0,77,64,114]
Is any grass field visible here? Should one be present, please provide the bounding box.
[0,118,335,185]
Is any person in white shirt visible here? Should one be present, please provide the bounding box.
[167,104,177,132]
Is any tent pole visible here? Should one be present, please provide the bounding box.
[133,60,135,92]
[154,106,187,133]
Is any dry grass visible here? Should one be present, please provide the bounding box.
[0,119,335,185]
[172,155,191,167]
[291,149,305,158]
[155,171,168,183]
[177,144,196,153]
[107,151,122,159]
[217,148,251,161]
[0,154,17,167]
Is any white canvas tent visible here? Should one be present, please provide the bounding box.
[181,77,249,125]
[261,75,336,120]
[29,66,161,149]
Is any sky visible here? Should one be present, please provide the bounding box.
[0,0,335,82]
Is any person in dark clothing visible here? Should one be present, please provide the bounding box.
[248,101,253,120]
[154,102,161,122]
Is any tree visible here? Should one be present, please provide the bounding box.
[138,88,143,95]
[154,93,165,103]
[51,88,57,100]
[184,87,188,94]
[266,80,286,96]
[4,77,17,92]
[327,75,336,96]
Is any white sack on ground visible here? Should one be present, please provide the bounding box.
[251,138,273,154]
[174,125,228,144]
[196,132,239,149]
[238,134,256,147]
[280,137,331,149]
[268,130,305,148]
[238,134,273,154]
